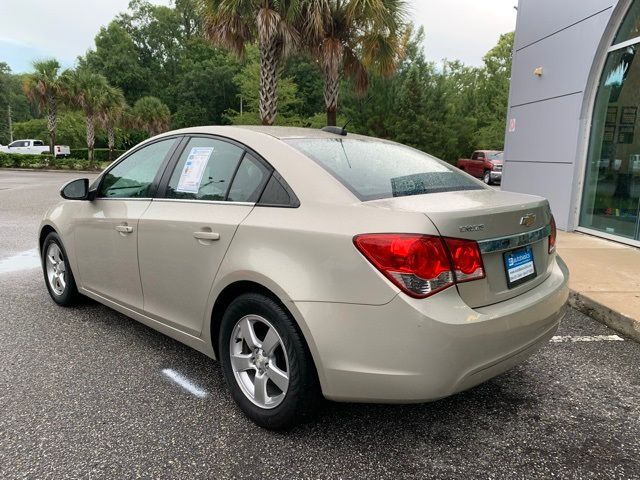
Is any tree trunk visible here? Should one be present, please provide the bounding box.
[107,124,115,161]
[86,112,95,167]
[47,94,57,155]
[259,37,279,126]
[323,60,341,127]
[327,108,337,127]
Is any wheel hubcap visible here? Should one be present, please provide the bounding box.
[229,315,290,409]
[45,243,66,296]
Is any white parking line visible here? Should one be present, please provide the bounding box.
[161,368,208,398]
[0,249,40,274]
[550,335,624,343]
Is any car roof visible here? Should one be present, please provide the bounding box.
[158,125,377,142]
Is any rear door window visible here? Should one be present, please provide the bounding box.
[226,153,270,203]
[165,137,244,201]
[286,138,483,201]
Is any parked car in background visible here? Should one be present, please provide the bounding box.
[457,150,503,185]
[39,126,568,429]
[0,139,70,158]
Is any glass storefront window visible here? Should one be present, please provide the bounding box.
[613,1,640,45]
[580,45,640,240]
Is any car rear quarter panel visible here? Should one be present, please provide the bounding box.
[217,202,442,305]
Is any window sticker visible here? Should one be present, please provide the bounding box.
[176,147,214,193]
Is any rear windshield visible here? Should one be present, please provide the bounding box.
[286,138,483,201]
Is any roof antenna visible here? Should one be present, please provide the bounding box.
[321,125,347,136]
[321,95,373,136]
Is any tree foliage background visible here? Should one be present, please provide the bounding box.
[0,0,514,164]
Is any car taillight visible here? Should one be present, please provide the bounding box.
[549,215,557,254]
[353,234,484,299]
[443,238,485,283]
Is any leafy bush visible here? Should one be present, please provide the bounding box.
[69,148,127,161]
[0,152,109,170]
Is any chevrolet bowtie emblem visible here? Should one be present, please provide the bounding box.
[520,213,536,227]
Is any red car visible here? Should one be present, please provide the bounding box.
[457,150,503,185]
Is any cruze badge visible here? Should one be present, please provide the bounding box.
[459,224,485,233]
[520,213,536,227]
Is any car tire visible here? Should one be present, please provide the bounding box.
[42,231,80,306]
[219,292,319,430]
[483,170,492,185]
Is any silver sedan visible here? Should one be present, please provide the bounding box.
[39,126,569,429]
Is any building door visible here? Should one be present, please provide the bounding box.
[581,4,640,242]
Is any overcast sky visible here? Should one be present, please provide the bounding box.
[0,0,517,73]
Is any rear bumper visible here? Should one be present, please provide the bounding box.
[296,256,569,403]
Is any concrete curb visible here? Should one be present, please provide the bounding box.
[569,290,640,343]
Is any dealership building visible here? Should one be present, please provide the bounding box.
[503,0,640,247]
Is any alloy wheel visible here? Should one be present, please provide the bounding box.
[45,243,67,296]
[229,314,290,409]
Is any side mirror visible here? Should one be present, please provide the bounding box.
[61,178,90,200]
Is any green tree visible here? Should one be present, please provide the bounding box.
[225,51,303,125]
[283,54,325,118]
[169,41,241,127]
[79,22,149,104]
[98,86,128,160]
[21,59,65,153]
[475,31,514,149]
[62,70,111,164]
[306,0,408,126]
[391,64,431,150]
[201,0,324,125]
[118,0,187,96]
[130,96,171,136]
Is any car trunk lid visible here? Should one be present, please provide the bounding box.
[366,189,553,308]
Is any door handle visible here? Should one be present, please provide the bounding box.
[193,231,220,241]
[115,225,134,234]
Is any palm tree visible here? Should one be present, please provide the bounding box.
[22,59,64,153]
[130,96,171,136]
[62,70,110,165]
[308,0,408,126]
[202,0,323,125]
[97,86,127,161]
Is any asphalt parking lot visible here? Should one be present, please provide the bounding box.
[1,169,639,479]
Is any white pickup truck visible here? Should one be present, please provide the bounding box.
[0,139,71,158]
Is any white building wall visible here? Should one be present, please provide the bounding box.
[503,0,618,230]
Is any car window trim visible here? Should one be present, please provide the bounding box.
[223,150,248,200]
[155,135,190,199]
[152,198,256,207]
[93,135,184,200]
